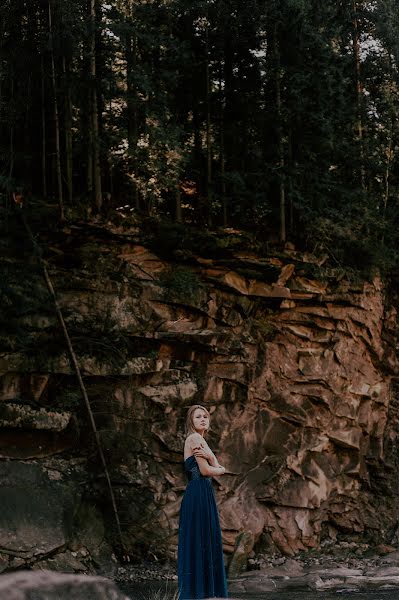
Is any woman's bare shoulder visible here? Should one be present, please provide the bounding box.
[185,432,203,446]
[183,433,203,459]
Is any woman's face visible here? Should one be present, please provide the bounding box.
[192,408,209,433]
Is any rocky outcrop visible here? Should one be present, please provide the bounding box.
[1,221,399,572]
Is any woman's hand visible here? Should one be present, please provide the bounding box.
[193,444,213,462]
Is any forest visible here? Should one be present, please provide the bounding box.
[1,0,399,274]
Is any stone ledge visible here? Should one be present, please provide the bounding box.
[229,556,399,594]
[0,403,71,431]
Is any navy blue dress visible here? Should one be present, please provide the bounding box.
[178,455,228,600]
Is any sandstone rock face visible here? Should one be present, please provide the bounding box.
[1,223,399,570]
[0,571,129,600]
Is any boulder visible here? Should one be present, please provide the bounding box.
[228,531,255,578]
[0,462,80,560]
[35,550,87,573]
[0,571,130,600]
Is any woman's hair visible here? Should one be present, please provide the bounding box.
[185,404,210,435]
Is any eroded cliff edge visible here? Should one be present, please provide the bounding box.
[1,220,399,573]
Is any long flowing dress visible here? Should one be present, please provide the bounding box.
[178,455,228,600]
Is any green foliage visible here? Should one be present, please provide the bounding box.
[2,0,399,277]
[252,319,278,342]
[249,310,279,342]
[67,305,130,369]
[0,262,51,351]
[160,266,202,304]
[301,212,399,279]
[143,221,216,259]
[143,219,262,261]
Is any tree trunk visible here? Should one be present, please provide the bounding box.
[192,106,202,224]
[219,68,227,228]
[274,26,286,243]
[24,73,33,194]
[175,184,182,223]
[381,55,394,245]
[352,1,366,190]
[382,132,393,234]
[41,55,47,198]
[90,0,102,213]
[205,21,212,226]
[8,76,14,183]
[125,1,139,210]
[86,80,93,206]
[287,131,294,234]
[63,56,73,205]
[48,0,64,220]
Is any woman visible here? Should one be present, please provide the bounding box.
[178,405,228,599]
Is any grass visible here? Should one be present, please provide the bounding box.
[141,585,179,600]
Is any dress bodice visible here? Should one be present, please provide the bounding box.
[184,455,210,481]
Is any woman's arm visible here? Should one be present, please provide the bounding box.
[187,433,225,477]
[193,443,220,467]
[189,434,220,467]
[194,455,226,477]
[203,443,220,467]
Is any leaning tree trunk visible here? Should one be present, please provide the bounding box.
[21,214,127,559]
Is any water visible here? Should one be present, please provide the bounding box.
[118,581,399,600]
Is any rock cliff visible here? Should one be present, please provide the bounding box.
[1,220,399,573]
